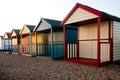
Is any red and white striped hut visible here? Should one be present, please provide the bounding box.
[62,3,120,66]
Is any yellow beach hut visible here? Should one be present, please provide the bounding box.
[19,24,35,56]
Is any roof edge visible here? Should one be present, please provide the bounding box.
[61,2,102,25]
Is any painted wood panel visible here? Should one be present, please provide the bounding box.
[79,21,109,40]
[36,32,48,55]
[79,23,97,40]
[31,44,36,54]
[100,21,109,39]
[48,31,64,43]
[78,21,109,59]
[4,39,11,50]
[36,19,51,31]
[100,43,110,62]
[43,33,48,44]
[12,38,17,45]
[31,33,36,44]
[66,29,77,43]
[37,32,42,43]
[79,41,97,59]
[65,8,98,25]
[4,34,9,39]
[31,33,36,54]
[113,21,120,61]
[21,27,29,34]
[11,31,16,37]
[0,37,4,49]
[67,43,77,58]
[21,35,30,54]
[21,36,30,44]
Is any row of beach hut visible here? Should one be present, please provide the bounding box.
[0,3,120,66]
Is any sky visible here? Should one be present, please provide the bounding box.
[0,0,120,35]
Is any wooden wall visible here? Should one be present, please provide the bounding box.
[78,21,109,59]
[31,33,36,54]
[12,38,17,45]
[113,21,120,61]
[0,37,4,49]
[36,32,42,44]
[65,8,98,25]
[48,31,64,43]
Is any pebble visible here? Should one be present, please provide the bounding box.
[0,52,120,80]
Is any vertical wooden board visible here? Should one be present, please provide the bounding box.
[21,36,28,44]
[4,39,11,50]
[31,33,36,54]
[18,37,20,45]
[43,33,49,55]
[0,37,4,49]
[43,33,48,44]
[12,38,17,45]
[66,29,77,43]
[48,31,63,43]
[113,21,120,61]
[48,32,54,43]
[79,41,97,59]
[0,39,2,49]
[31,44,36,54]
[100,21,109,39]
[36,32,43,55]
[48,33,51,43]
[27,36,31,44]
[55,31,64,42]
[2,40,4,49]
[79,21,109,40]
[31,33,36,43]
[100,44,110,62]
[4,39,9,45]
[48,31,64,58]
[37,32,42,43]
[79,23,97,40]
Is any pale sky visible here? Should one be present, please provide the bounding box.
[0,0,120,35]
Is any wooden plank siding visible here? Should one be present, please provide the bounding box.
[113,21,120,61]
[0,36,4,50]
[78,21,109,60]
[31,33,36,55]
[65,8,98,25]
[4,33,11,51]
[48,31,64,43]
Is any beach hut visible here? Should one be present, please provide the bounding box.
[34,18,77,60]
[0,36,4,50]
[62,3,120,66]
[4,32,11,51]
[19,24,36,56]
[10,29,20,54]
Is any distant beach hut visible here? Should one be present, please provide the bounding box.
[4,32,11,51]
[0,36,4,50]
[10,29,20,54]
[19,24,35,56]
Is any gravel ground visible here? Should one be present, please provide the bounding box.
[0,52,120,80]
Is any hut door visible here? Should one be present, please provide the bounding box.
[100,42,110,63]
[43,33,48,55]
